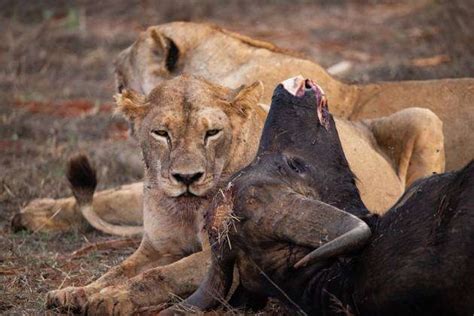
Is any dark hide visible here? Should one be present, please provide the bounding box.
[351,161,474,316]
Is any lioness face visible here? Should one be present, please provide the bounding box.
[142,97,232,197]
[115,75,263,198]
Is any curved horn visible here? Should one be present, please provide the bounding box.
[164,251,235,314]
[161,233,235,314]
[267,194,371,268]
[161,187,237,314]
[293,218,370,268]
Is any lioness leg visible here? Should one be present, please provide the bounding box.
[82,250,210,315]
[12,182,143,233]
[365,107,445,186]
[46,236,175,311]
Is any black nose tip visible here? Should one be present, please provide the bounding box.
[172,172,204,186]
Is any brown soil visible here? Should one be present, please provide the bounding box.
[0,0,472,314]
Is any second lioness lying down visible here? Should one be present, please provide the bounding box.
[115,22,470,170]
[46,75,444,314]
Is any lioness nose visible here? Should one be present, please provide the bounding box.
[172,172,204,186]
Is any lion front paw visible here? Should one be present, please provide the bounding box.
[46,286,95,312]
[83,287,136,316]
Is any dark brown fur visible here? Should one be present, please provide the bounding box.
[67,155,97,206]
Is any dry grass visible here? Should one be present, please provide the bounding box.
[0,0,472,314]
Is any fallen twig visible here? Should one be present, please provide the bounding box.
[410,54,450,67]
[63,238,141,259]
[0,266,26,276]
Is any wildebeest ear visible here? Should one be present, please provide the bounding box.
[231,81,264,117]
[114,89,149,122]
[150,29,180,73]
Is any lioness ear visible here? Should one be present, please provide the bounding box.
[114,89,149,122]
[150,29,168,51]
[149,29,180,73]
[231,81,264,117]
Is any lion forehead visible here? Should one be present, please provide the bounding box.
[196,107,230,127]
[145,95,231,129]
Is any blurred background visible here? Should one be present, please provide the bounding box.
[0,0,472,313]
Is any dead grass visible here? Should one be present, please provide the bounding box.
[0,230,136,314]
[0,0,472,314]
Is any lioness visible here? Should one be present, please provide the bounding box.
[46,75,444,314]
[114,22,472,170]
[13,22,449,234]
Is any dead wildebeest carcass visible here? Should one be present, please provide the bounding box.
[162,76,474,316]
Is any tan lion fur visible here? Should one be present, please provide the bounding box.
[46,76,267,313]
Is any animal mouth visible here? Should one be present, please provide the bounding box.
[180,189,199,198]
[167,180,213,198]
[281,75,325,98]
[280,76,329,129]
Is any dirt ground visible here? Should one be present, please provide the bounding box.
[0,0,473,314]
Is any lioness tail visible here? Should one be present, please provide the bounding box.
[67,154,143,237]
[67,155,97,206]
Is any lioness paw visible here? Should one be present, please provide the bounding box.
[84,288,135,316]
[46,286,90,312]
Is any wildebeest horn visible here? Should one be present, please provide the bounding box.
[268,194,371,269]
[294,219,371,268]
[163,251,235,314]
[160,187,236,315]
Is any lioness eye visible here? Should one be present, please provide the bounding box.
[205,129,221,139]
[151,130,169,138]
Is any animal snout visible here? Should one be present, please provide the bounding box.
[281,76,324,97]
[172,172,204,186]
